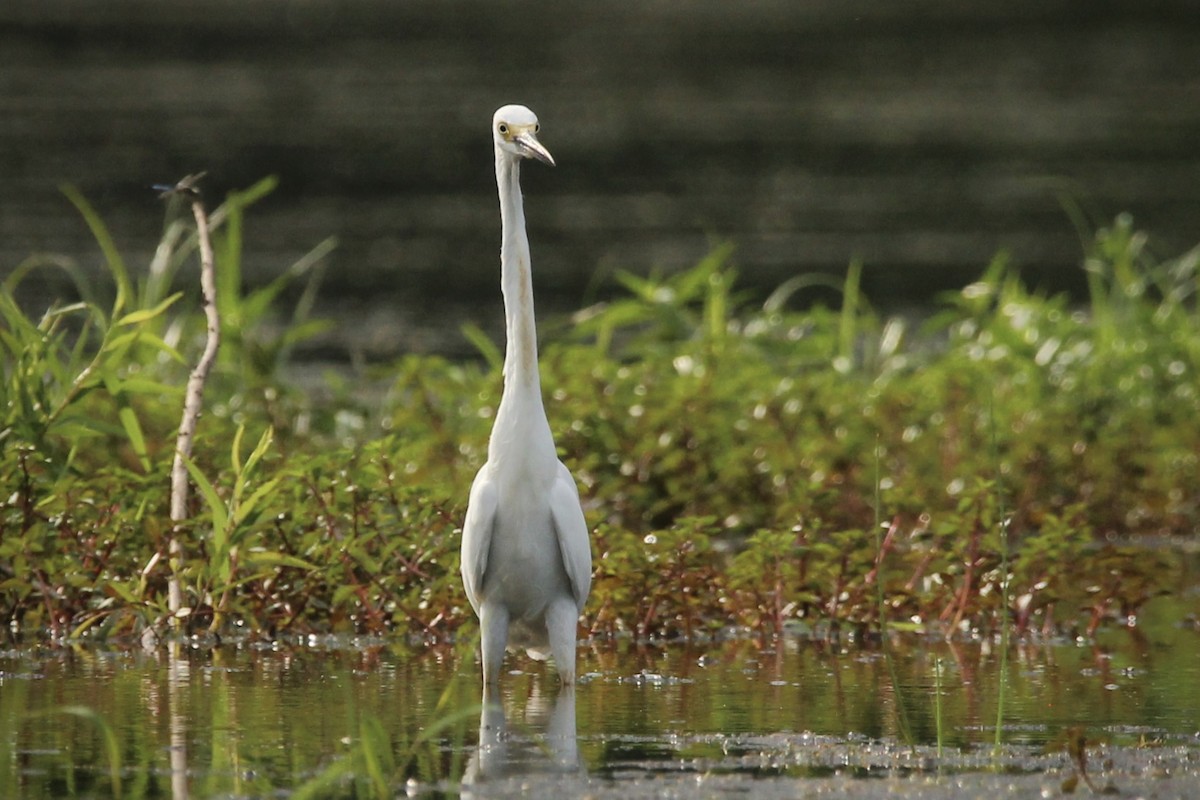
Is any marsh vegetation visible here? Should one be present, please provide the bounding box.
[1,183,1197,644]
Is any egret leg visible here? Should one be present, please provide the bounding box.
[546,597,579,686]
[479,686,505,735]
[548,684,580,771]
[479,602,509,687]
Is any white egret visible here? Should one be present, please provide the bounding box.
[460,105,592,688]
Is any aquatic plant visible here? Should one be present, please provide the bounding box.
[0,187,1196,643]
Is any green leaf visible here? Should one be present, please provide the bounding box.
[101,329,144,356]
[219,174,278,212]
[117,405,151,472]
[242,252,322,323]
[242,426,275,478]
[290,755,353,800]
[61,184,132,320]
[183,454,229,544]
[333,583,360,606]
[614,268,660,301]
[280,318,334,349]
[230,424,247,476]
[103,373,151,472]
[358,715,395,800]
[29,706,123,796]
[104,319,187,365]
[118,377,184,398]
[233,477,281,528]
[4,253,100,310]
[397,704,481,775]
[115,292,182,326]
[461,322,502,372]
[48,416,114,440]
[347,546,381,574]
[763,273,846,313]
[42,300,92,320]
[838,258,863,368]
[242,550,318,571]
[216,197,244,325]
[677,242,733,300]
[105,581,139,604]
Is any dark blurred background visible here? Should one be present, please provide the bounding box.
[3,0,1199,359]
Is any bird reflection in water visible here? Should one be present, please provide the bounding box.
[462,683,584,790]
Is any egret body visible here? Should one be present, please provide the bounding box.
[460,105,591,688]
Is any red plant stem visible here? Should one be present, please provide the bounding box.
[944,518,982,632]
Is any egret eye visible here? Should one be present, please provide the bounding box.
[498,123,509,135]
[534,123,540,133]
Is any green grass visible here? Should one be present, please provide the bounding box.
[1,188,1197,642]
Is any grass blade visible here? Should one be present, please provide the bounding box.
[60,184,132,318]
[183,452,229,544]
[29,707,123,797]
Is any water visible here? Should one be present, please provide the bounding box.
[4,3,1200,360]
[3,620,1198,798]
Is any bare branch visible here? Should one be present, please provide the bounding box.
[164,173,218,623]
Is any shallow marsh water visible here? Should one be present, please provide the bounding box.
[3,606,1199,799]
[5,3,1200,362]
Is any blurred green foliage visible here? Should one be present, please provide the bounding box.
[1,188,1197,643]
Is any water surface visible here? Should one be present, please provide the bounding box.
[3,613,1198,798]
[4,2,1200,360]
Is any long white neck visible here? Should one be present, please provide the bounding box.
[492,152,551,458]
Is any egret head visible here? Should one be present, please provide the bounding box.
[493,104,555,166]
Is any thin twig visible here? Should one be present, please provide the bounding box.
[164,172,218,624]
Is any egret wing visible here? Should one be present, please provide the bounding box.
[461,466,498,614]
[549,461,592,612]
